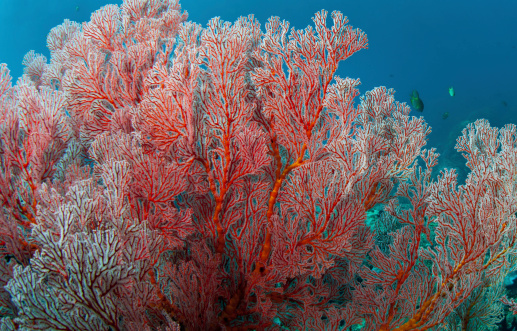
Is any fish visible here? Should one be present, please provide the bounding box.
[442,112,449,119]
[410,90,424,112]
[449,86,455,97]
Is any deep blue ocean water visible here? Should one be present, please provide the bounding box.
[1,0,516,181]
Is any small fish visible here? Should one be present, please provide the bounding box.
[76,6,79,11]
[442,112,449,119]
[409,90,424,112]
[448,86,455,97]
[502,100,508,107]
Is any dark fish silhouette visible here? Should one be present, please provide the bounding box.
[410,90,424,112]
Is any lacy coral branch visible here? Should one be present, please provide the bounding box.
[0,0,516,330]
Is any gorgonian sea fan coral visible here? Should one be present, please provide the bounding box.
[0,0,516,330]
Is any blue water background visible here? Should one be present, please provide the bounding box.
[1,0,516,179]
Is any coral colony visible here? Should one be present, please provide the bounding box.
[0,0,516,330]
